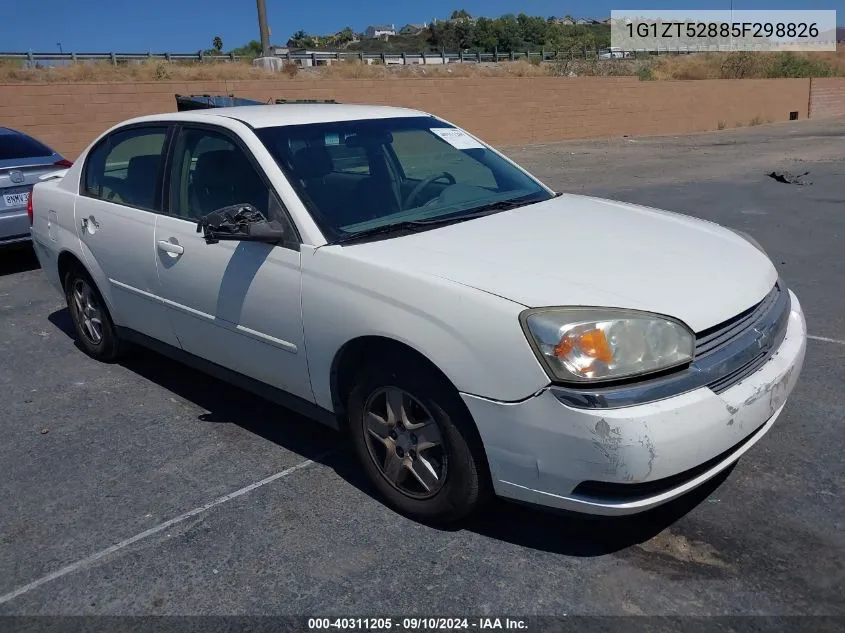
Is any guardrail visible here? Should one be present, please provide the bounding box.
[0,47,722,67]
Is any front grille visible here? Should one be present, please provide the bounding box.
[695,283,782,357]
[698,281,790,394]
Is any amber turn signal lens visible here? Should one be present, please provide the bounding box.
[554,328,614,363]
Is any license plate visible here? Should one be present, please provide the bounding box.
[3,192,29,207]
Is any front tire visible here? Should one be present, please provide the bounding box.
[64,267,122,362]
[347,356,490,524]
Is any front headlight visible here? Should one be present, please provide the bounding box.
[521,307,695,383]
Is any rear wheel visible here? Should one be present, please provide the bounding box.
[64,267,122,362]
[346,356,490,524]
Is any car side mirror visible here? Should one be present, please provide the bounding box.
[196,204,287,245]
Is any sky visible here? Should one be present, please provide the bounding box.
[3,0,842,53]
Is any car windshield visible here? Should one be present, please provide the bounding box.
[255,116,553,242]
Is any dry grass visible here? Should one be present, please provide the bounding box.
[0,59,271,83]
[649,46,845,80]
[0,58,556,83]
[2,46,844,83]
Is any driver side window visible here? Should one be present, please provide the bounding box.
[168,127,269,221]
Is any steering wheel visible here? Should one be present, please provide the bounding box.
[403,172,456,209]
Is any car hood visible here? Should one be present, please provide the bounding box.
[339,194,778,333]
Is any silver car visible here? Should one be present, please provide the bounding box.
[1,128,71,247]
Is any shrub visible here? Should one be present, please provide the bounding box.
[719,52,760,79]
[637,66,654,81]
[153,62,170,80]
[765,52,831,78]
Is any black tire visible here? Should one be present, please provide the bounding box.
[346,354,491,525]
[64,265,123,362]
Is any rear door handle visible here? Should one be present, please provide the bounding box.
[157,240,184,255]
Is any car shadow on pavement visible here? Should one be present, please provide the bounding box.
[47,305,727,557]
[460,467,733,557]
[0,244,39,277]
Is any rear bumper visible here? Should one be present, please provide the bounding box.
[462,290,807,516]
[0,210,30,245]
[31,234,63,293]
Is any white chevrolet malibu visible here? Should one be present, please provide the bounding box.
[30,104,806,524]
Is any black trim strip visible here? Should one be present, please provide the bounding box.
[116,327,340,431]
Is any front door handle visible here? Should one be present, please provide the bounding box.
[157,240,184,255]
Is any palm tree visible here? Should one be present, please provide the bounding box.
[212,36,223,53]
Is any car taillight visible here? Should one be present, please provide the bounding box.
[54,159,73,167]
[27,189,34,226]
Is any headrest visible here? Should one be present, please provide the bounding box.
[290,146,333,181]
[127,154,160,182]
[194,149,239,182]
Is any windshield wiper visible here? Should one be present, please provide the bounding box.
[330,221,429,245]
[408,197,534,227]
[330,196,541,245]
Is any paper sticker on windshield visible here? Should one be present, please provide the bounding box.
[430,128,485,150]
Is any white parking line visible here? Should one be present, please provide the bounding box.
[808,335,845,346]
[0,454,330,606]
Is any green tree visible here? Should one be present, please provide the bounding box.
[518,13,548,45]
[212,36,223,53]
[230,40,263,58]
[494,14,523,51]
[472,17,498,51]
[450,9,472,20]
[288,29,315,48]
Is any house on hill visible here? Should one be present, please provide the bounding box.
[400,23,428,35]
[365,24,396,39]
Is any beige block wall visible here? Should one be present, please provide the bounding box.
[809,77,845,119]
[0,77,820,160]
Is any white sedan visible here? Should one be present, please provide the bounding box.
[29,104,806,524]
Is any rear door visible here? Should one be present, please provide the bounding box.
[0,130,67,244]
[76,124,180,346]
[153,123,313,400]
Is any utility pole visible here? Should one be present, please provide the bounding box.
[256,0,271,57]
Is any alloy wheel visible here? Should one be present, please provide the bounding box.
[72,278,104,345]
[362,386,448,499]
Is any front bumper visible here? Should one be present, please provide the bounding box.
[461,290,807,516]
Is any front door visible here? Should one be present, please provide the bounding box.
[153,124,313,401]
[76,124,180,347]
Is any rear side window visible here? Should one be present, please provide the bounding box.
[83,126,168,211]
[0,131,54,160]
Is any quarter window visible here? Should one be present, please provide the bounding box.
[83,127,167,211]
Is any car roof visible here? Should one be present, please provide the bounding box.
[135,104,433,129]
